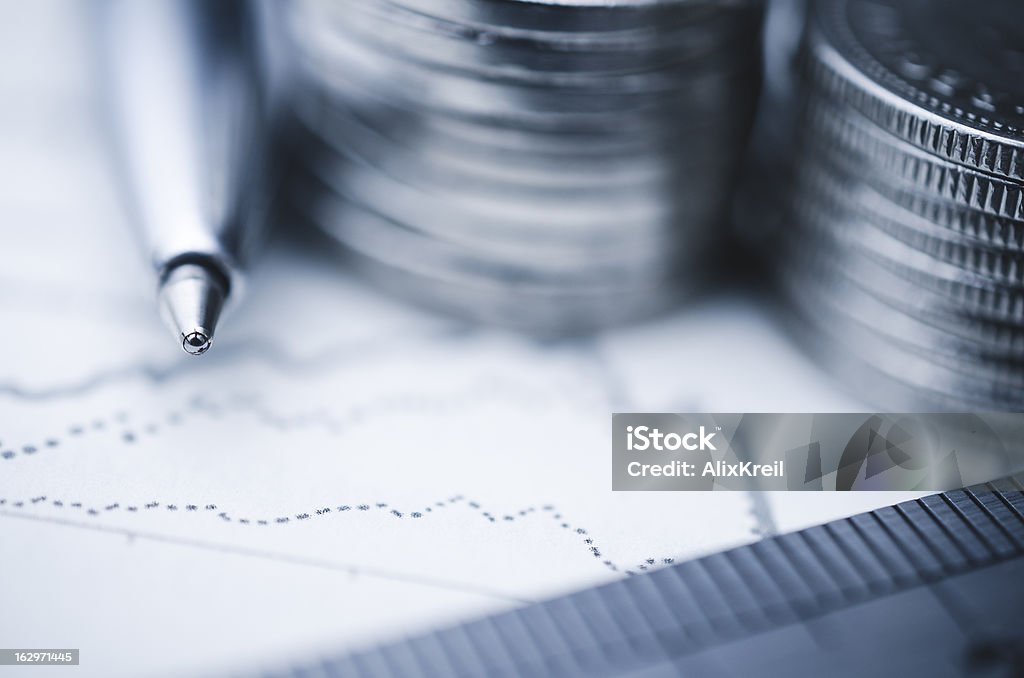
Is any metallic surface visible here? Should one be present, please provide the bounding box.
[281,0,764,332]
[157,264,227,356]
[769,0,1024,409]
[263,474,1024,677]
[99,0,267,353]
[810,0,1024,181]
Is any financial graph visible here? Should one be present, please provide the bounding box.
[0,330,761,580]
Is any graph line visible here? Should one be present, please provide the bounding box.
[0,327,464,401]
[0,507,528,603]
[0,493,674,577]
[0,374,597,460]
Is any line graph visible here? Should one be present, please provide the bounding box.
[0,493,676,577]
[0,372,599,461]
[0,507,529,603]
[0,325,477,401]
[0,336,767,591]
[0,315,765,598]
[0,284,771,678]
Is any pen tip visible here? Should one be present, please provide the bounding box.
[182,329,213,355]
[158,263,227,357]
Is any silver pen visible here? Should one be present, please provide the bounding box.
[100,0,268,355]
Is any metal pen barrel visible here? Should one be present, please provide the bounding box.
[99,0,265,354]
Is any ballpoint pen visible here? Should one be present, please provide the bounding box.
[100,0,268,355]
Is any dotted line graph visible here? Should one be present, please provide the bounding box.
[0,494,674,576]
[0,377,766,580]
[0,374,578,461]
[0,326,522,402]
[2,408,138,459]
[0,348,744,580]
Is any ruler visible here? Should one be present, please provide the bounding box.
[275,476,1024,677]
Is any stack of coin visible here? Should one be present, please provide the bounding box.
[780,0,1024,409]
[280,0,763,332]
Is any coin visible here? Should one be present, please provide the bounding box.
[807,0,1024,180]
[771,0,1024,409]
[804,98,1024,222]
[280,0,764,332]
